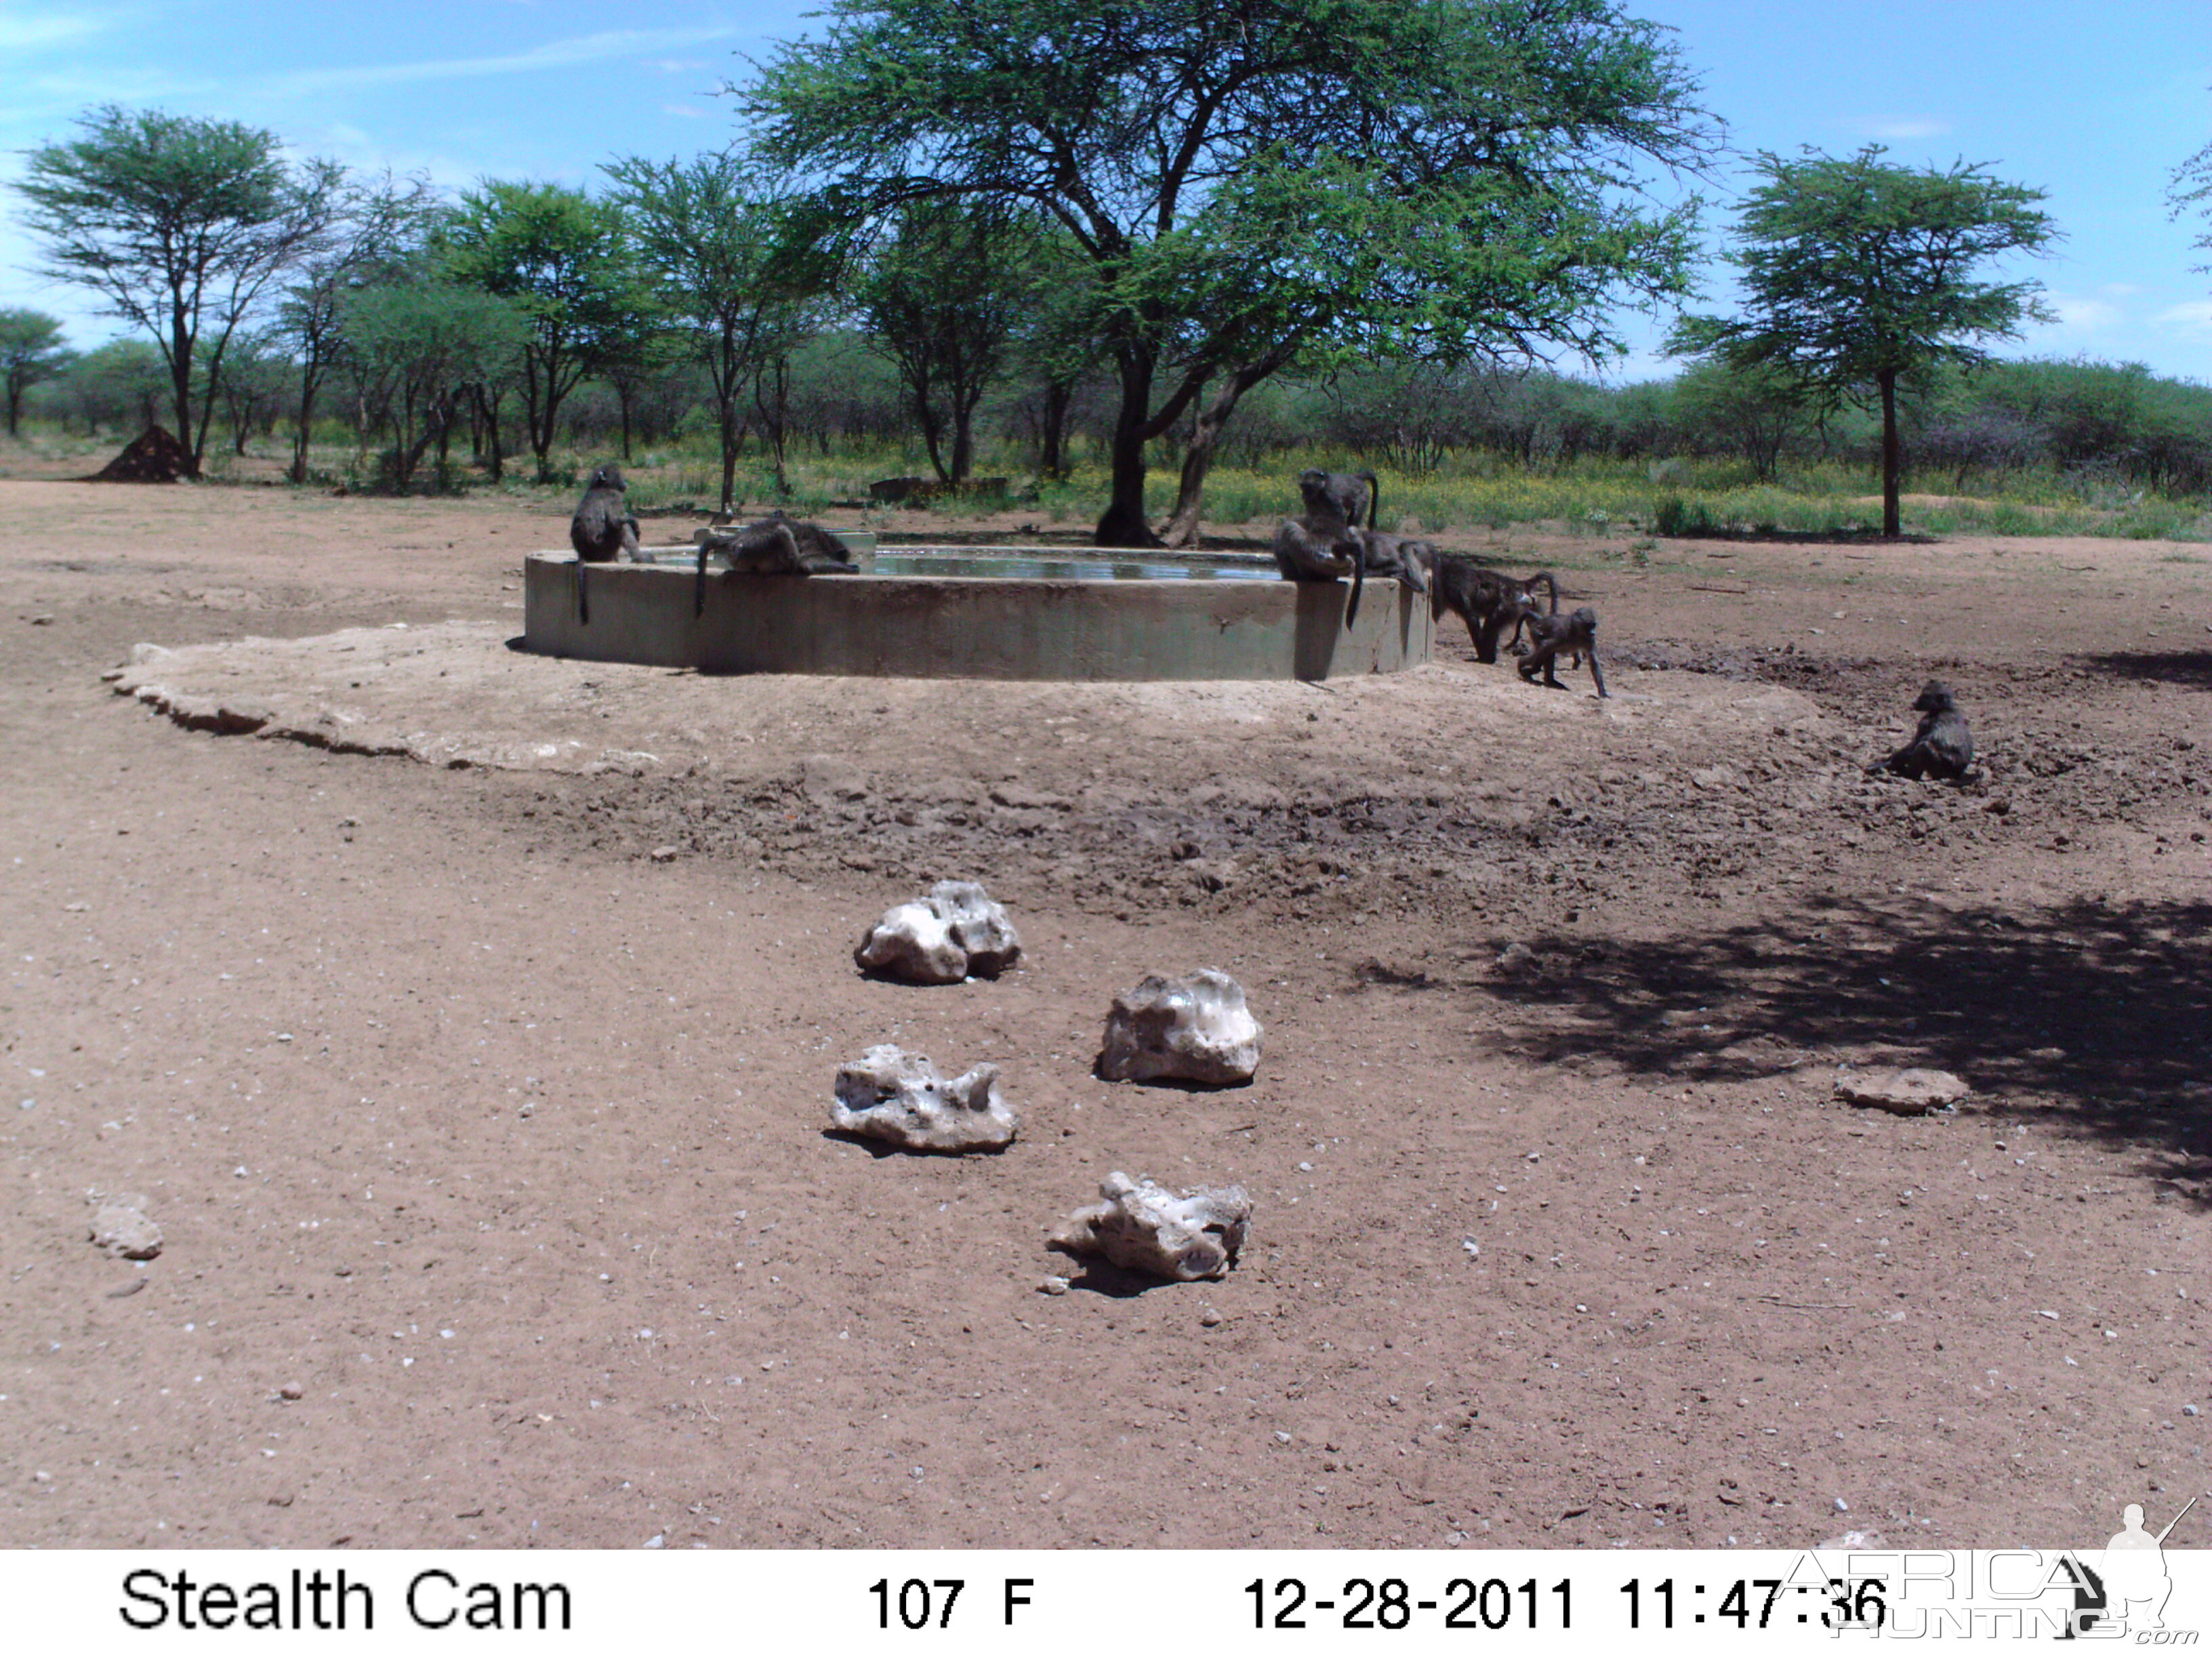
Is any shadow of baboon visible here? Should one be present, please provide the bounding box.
[2073,651,2212,692]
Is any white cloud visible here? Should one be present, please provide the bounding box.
[1862,118,1951,141]
[263,26,743,98]
[0,7,112,52]
[2044,293,2124,333]
[2154,300,2212,341]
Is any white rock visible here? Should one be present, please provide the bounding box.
[1052,1171,1252,1281]
[88,1192,162,1261]
[854,880,1021,983]
[1835,1067,1969,1114]
[1098,968,1261,1086]
[831,1044,1018,1153]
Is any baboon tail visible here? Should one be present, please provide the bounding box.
[1362,470,1380,531]
[575,560,589,627]
[1532,570,1560,613]
[1345,556,1366,628]
[694,546,709,619]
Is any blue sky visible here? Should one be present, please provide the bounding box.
[5,0,2212,385]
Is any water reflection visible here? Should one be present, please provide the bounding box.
[867,554,1276,581]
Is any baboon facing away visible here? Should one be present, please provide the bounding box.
[1431,557,1560,662]
[1872,680,1973,779]
[568,462,642,623]
[1517,605,1608,697]
[1297,468,1378,534]
[571,463,642,562]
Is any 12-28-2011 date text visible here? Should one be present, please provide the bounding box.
[1246,1576,1571,1631]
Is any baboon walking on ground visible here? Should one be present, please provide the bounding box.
[1431,556,1560,661]
[1517,606,1608,697]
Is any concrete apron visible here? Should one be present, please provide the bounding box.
[522,553,1433,682]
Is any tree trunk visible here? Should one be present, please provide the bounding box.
[1095,354,1162,548]
[1158,378,1234,548]
[1038,378,1072,480]
[1879,368,1901,539]
[950,406,973,487]
[717,392,740,517]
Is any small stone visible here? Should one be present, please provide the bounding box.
[831,1044,1018,1153]
[1273,1431,1292,1444]
[1491,941,1538,978]
[855,880,1021,983]
[1199,1307,1223,1327]
[278,1384,303,1401]
[1835,1067,1969,1114]
[2186,1404,2200,1417]
[88,1193,162,1261]
[642,1534,664,1549]
[1097,969,1261,1086]
[649,845,678,863]
[1052,1171,1251,1282]
[1038,1275,1070,1296]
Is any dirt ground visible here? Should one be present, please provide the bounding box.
[0,468,2207,1553]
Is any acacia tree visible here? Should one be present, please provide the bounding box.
[276,171,435,483]
[1668,145,2057,537]
[340,274,528,490]
[856,199,1040,485]
[601,156,834,511]
[441,182,648,482]
[746,0,1715,546]
[15,106,341,476]
[0,310,72,436]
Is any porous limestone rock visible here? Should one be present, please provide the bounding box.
[1835,1067,1969,1115]
[1097,968,1261,1085]
[831,1044,1018,1153]
[88,1192,162,1261]
[854,880,1021,983]
[1053,1172,1252,1282]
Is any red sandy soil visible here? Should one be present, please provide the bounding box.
[0,470,2207,1551]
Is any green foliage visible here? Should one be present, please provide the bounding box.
[0,309,73,437]
[340,274,529,489]
[745,0,1718,543]
[14,105,342,472]
[1668,144,2058,535]
[439,181,651,480]
[601,154,838,507]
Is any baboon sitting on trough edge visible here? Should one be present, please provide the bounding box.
[1517,605,1608,697]
[1871,680,1973,780]
[568,462,643,623]
[1274,468,1415,627]
[691,512,860,616]
[1431,557,1559,661]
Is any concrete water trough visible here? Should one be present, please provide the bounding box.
[520,543,1433,682]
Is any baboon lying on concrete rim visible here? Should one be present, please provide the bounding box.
[1431,556,1560,661]
[691,512,859,616]
[1871,680,1973,779]
[568,462,643,623]
[1517,605,1608,697]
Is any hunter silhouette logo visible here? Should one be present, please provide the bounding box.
[2097,1496,2198,1635]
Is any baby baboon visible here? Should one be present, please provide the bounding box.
[1430,556,1559,661]
[568,462,643,625]
[1872,680,1973,779]
[1517,605,1608,697]
[691,512,859,616]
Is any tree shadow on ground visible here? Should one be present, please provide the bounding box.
[2073,651,2212,692]
[1470,894,2211,1197]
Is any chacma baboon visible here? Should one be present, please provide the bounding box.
[1517,605,1608,697]
[1276,468,1395,626]
[1351,528,1432,602]
[1297,468,1378,533]
[1871,680,1973,779]
[691,512,859,616]
[568,462,643,624]
[1430,556,1561,662]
